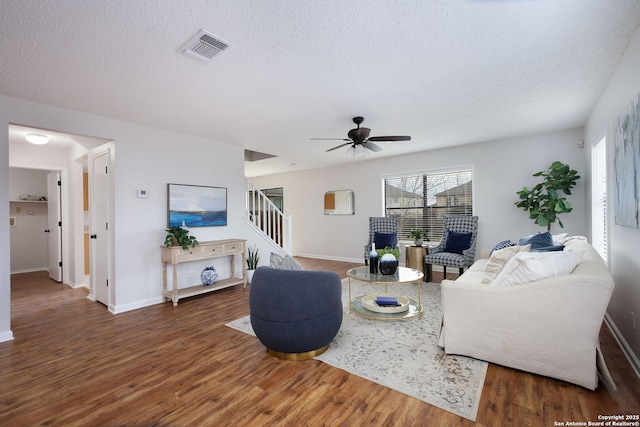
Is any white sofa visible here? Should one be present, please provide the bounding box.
[438,238,615,390]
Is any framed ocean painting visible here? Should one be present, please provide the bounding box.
[167,183,227,227]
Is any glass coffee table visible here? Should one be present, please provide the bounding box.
[346,266,424,320]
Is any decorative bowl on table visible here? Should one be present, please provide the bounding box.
[362,294,409,313]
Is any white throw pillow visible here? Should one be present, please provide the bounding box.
[490,250,584,286]
[481,244,531,284]
[552,233,568,245]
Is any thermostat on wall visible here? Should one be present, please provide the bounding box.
[137,189,149,199]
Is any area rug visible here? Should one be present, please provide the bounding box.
[225,279,487,421]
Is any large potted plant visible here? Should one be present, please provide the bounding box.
[164,226,199,250]
[514,161,580,230]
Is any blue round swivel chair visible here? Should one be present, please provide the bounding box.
[249,266,343,360]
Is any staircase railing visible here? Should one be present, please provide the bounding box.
[245,179,291,254]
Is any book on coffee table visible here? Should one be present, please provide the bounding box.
[375,296,400,306]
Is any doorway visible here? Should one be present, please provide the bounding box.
[8,124,112,293]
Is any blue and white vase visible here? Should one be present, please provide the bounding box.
[379,254,398,275]
[201,266,218,286]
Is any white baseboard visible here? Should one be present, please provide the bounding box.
[0,330,14,343]
[10,267,47,274]
[292,253,448,273]
[604,313,640,380]
[294,253,363,264]
[109,296,165,314]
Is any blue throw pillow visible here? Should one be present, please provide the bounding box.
[518,231,553,250]
[443,230,473,254]
[491,240,516,254]
[374,232,396,249]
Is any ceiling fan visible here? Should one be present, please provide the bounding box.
[312,116,411,154]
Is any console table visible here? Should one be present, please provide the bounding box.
[161,239,247,306]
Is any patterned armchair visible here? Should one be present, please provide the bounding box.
[364,217,398,265]
[424,215,478,281]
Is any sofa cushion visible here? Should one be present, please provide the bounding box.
[443,230,473,254]
[490,250,585,286]
[270,252,304,270]
[481,244,531,284]
[374,232,396,249]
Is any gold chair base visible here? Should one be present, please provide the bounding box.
[266,344,330,361]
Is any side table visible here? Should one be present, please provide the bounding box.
[405,245,428,281]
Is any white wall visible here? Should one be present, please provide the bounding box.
[0,94,253,341]
[9,168,49,273]
[251,127,587,263]
[8,167,48,199]
[584,26,640,370]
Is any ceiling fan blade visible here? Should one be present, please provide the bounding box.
[367,135,411,142]
[362,141,382,152]
[326,142,353,152]
[311,138,351,141]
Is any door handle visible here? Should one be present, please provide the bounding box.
[44,229,50,233]
[90,234,97,239]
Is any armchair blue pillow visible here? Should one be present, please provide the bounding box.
[443,230,473,254]
[374,232,396,249]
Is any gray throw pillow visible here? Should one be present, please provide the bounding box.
[270,252,304,270]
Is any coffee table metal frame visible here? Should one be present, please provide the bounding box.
[346,266,424,320]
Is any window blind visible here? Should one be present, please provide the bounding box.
[384,168,473,243]
[591,137,607,263]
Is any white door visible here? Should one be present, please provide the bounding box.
[46,172,62,282]
[89,148,110,306]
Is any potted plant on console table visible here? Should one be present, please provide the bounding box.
[164,225,199,250]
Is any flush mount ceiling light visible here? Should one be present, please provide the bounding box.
[25,133,49,145]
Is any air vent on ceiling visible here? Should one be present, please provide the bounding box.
[178,30,231,64]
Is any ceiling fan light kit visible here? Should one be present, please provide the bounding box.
[312,116,411,156]
[346,144,367,158]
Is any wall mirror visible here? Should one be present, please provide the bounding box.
[324,190,354,215]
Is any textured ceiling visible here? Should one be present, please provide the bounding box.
[2,0,640,177]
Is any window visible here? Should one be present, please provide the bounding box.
[591,136,607,262]
[383,167,473,242]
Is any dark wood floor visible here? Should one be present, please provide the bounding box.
[0,258,638,426]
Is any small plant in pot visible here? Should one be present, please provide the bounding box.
[164,226,198,250]
[376,246,401,275]
[246,244,259,284]
[408,229,429,247]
